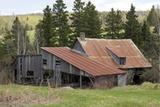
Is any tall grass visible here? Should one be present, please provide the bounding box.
[0,83,160,107]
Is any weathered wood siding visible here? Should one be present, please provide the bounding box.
[41,50,91,77]
[73,40,85,54]
[118,74,127,86]
[93,75,117,88]
[14,55,42,83]
[41,50,55,70]
[61,61,70,73]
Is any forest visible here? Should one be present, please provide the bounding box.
[0,0,159,84]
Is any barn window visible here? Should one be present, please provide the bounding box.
[27,71,34,76]
[43,59,47,65]
[20,64,22,71]
[107,49,126,65]
[56,60,61,65]
[119,58,126,65]
[20,58,22,63]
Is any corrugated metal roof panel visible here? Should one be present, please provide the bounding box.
[41,47,125,77]
[78,38,152,69]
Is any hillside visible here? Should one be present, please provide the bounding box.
[0,14,43,44]
[0,11,148,30]
[0,14,43,30]
[0,82,160,107]
[0,11,148,44]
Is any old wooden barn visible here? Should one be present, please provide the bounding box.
[12,36,152,88]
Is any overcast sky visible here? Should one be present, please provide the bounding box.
[0,0,159,15]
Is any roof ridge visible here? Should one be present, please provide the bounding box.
[77,37,132,41]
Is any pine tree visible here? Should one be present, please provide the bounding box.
[71,0,85,36]
[41,5,54,46]
[147,6,157,27]
[141,21,151,41]
[105,8,124,38]
[53,0,70,46]
[124,4,141,46]
[140,21,151,48]
[81,1,101,38]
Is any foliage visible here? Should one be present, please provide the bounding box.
[124,4,141,46]
[81,1,101,38]
[147,6,158,26]
[140,6,160,83]
[105,8,124,38]
[139,21,151,48]
[53,0,71,46]
[41,5,54,47]
[70,0,85,37]
[10,17,29,55]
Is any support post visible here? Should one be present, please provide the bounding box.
[80,71,82,88]
[69,64,72,73]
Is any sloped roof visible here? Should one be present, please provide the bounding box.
[106,46,126,58]
[41,47,125,77]
[77,38,152,69]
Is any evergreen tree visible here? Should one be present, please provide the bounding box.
[147,6,158,27]
[141,21,151,41]
[81,1,101,38]
[41,5,54,46]
[124,4,141,46]
[53,0,70,46]
[71,0,85,37]
[140,21,151,48]
[105,8,124,38]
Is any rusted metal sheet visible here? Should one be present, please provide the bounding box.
[77,38,152,69]
[41,47,125,77]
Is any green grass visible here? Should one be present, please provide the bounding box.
[0,83,160,107]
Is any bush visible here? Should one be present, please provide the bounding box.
[141,82,160,89]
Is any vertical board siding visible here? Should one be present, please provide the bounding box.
[41,50,55,70]
[14,55,42,83]
[93,75,117,88]
[73,41,85,54]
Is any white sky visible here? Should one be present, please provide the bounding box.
[0,0,159,15]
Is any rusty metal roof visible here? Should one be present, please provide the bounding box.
[41,47,125,77]
[77,38,152,69]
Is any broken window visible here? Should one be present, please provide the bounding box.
[20,64,22,71]
[43,59,47,65]
[27,71,34,76]
[119,58,126,65]
[108,50,126,65]
[20,58,22,63]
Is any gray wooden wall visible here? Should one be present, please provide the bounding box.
[73,40,86,54]
[13,55,42,83]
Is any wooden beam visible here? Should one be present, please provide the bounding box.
[80,70,82,88]
[69,64,72,73]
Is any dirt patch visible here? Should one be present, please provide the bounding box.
[0,91,59,107]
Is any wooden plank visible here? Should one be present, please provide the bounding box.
[80,71,82,88]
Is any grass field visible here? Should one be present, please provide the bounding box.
[0,82,160,107]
